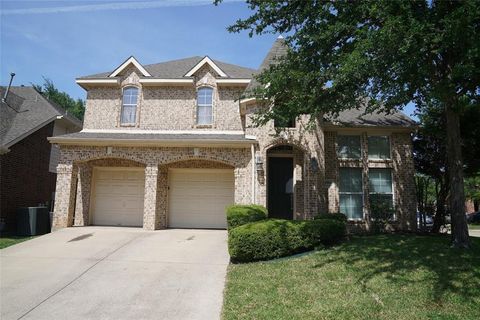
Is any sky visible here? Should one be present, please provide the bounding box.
[1,0,417,118]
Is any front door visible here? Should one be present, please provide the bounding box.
[267,157,294,219]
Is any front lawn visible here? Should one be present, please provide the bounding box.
[222,235,480,320]
[0,235,35,249]
[469,224,480,230]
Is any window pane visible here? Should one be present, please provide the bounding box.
[340,194,363,219]
[339,168,363,193]
[337,135,361,159]
[121,105,136,123]
[368,136,390,159]
[197,87,213,124]
[121,87,138,124]
[369,169,393,193]
[369,194,394,219]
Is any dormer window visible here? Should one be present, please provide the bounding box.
[121,86,138,125]
[197,87,213,125]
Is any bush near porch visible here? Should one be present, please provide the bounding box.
[226,205,346,263]
[226,205,268,229]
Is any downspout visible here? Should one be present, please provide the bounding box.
[251,143,256,204]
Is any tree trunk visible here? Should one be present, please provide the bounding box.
[432,178,446,233]
[445,105,470,248]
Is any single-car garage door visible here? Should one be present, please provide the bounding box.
[168,168,234,229]
[91,167,145,227]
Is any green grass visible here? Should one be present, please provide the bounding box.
[0,235,35,249]
[468,224,480,230]
[222,235,480,320]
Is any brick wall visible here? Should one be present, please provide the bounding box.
[0,122,56,231]
[82,66,245,131]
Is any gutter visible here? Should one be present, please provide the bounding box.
[48,136,257,148]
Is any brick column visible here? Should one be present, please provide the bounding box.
[143,164,159,230]
[52,163,77,230]
[74,164,92,226]
[392,133,417,231]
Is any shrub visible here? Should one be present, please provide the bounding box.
[228,219,345,263]
[314,212,347,223]
[226,205,268,229]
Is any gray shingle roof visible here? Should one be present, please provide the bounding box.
[0,86,82,148]
[245,37,288,93]
[79,56,256,79]
[325,106,417,128]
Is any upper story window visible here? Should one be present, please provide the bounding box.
[274,117,296,128]
[197,87,213,125]
[337,135,361,159]
[121,86,138,125]
[368,136,390,160]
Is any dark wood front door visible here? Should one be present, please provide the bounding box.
[267,157,294,219]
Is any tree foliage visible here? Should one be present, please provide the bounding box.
[218,0,480,247]
[33,78,85,120]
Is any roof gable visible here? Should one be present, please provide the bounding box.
[184,56,228,78]
[0,86,82,149]
[109,56,151,77]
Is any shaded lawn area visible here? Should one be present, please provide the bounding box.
[469,224,480,230]
[0,235,35,249]
[222,235,480,320]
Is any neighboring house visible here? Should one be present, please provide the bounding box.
[0,86,82,231]
[49,38,417,232]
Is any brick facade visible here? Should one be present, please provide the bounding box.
[52,65,417,232]
[323,130,417,232]
[0,122,57,231]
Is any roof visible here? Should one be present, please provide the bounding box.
[243,37,416,128]
[0,86,83,149]
[49,131,255,148]
[324,106,417,128]
[79,56,256,80]
[245,37,288,93]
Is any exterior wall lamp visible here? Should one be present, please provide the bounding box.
[255,153,264,172]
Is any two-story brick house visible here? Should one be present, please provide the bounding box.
[50,38,417,231]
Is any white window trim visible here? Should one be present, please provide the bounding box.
[196,86,214,125]
[367,135,392,160]
[339,168,365,221]
[337,134,362,160]
[185,56,228,78]
[120,86,139,126]
[109,56,151,78]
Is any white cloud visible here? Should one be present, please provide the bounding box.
[1,0,241,15]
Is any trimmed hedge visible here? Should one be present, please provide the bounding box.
[226,205,268,230]
[314,213,347,223]
[228,219,346,263]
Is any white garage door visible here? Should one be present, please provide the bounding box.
[91,168,145,227]
[168,168,234,229]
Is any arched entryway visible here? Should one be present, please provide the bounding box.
[75,158,146,228]
[266,145,305,219]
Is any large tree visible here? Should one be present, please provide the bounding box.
[33,78,85,120]
[217,0,480,248]
[414,103,480,232]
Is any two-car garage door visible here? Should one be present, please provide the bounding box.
[91,167,234,229]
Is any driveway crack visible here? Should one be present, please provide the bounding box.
[16,234,144,320]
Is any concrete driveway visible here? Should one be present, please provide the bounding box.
[0,227,229,320]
